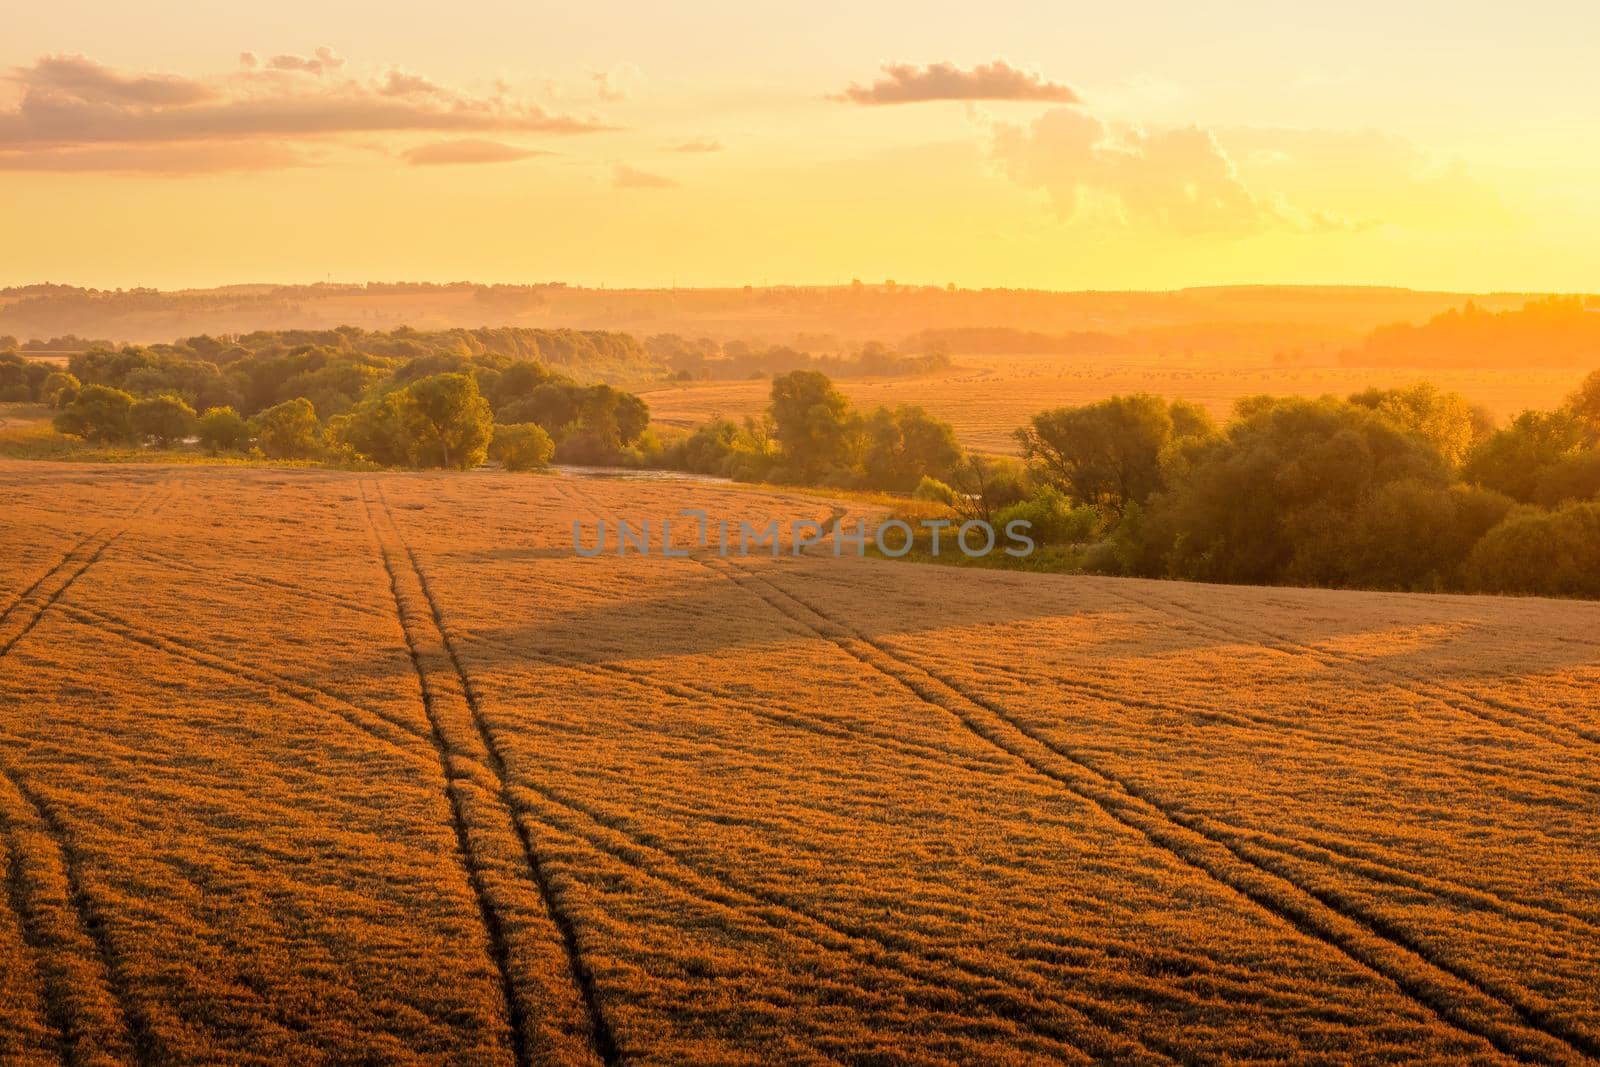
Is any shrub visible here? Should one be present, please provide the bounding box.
[913,476,956,506]
[490,422,555,471]
[1341,480,1515,590]
[196,406,251,453]
[250,397,322,459]
[53,384,135,442]
[41,371,81,408]
[130,393,198,446]
[993,487,1100,546]
[1465,502,1600,598]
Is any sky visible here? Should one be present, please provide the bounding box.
[2,1,1598,291]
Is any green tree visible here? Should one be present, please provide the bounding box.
[1465,502,1600,598]
[1565,368,1600,441]
[395,373,493,469]
[1341,480,1515,590]
[250,397,322,459]
[768,370,857,482]
[860,405,961,492]
[41,371,81,408]
[1139,396,1448,585]
[490,422,555,471]
[1463,410,1585,502]
[130,393,197,446]
[1015,394,1185,515]
[196,406,250,453]
[1349,383,1488,467]
[53,385,135,442]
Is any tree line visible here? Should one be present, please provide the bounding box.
[24,340,656,471]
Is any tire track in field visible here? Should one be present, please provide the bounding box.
[364,481,613,1067]
[505,774,1127,1066]
[459,646,1179,1062]
[1101,582,1600,753]
[56,604,436,765]
[583,648,1600,945]
[713,558,1593,1066]
[0,481,177,1064]
[123,543,390,621]
[513,480,1597,943]
[967,630,1593,795]
[0,485,163,620]
[60,528,1107,1063]
[0,481,174,660]
[0,758,152,1065]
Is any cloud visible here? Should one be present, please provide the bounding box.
[21,54,216,107]
[0,51,612,171]
[670,138,722,153]
[991,107,1295,237]
[613,163,676,188]
[838,60,1079,105]
[379,71,444,98]
[402,139,546,165]
[266,47,345,76]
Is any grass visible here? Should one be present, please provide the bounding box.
[1,459,1596,1063]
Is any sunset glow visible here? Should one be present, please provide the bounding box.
[5,1,1597,291]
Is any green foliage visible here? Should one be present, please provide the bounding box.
[1340,480,1516,590]
[0,354,42,402]
[130,393,197,446]
[993,487,1100,546]
[41,370,81,408]
[1463,410,1586,502]
[945,454,1028,522]
[860,405,961,492]
[1567,368,1600,440]
[1016,394,1212,515]
[196,406,251,453]
[913,476,956,506]
[334,373,492,469]
[397,373,493,470]
[1139,396,1447,584]
[1530,449,1600,507]
[1348,382,1488,467]
[490,423,556,471]
[53,384,135,442]
[1465,502,1600,598]
[250,398,322,460]
[768,370,858,482]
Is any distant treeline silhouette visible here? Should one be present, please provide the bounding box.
[1343,296,1600,368]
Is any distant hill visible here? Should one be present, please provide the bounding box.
[0,282,1547,356]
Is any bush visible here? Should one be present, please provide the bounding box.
[41,371,81,408]
[1465,502,1600,598]
[1341,480,1515,590]
[913,476,956,506]
[993,487,1100,546]
[1463,410,1585,502]
[130,393,197,446]
[250,397,322,459]
[196,406,251,453]
[53,384,135,442]
[490,422,555,471]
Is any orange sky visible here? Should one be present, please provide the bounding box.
[3,1,1598,291]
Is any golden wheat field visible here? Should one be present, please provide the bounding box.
[639,354,1588,454]
[2,459,1598,1065]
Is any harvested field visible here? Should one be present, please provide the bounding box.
[1,459,1597,1064]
